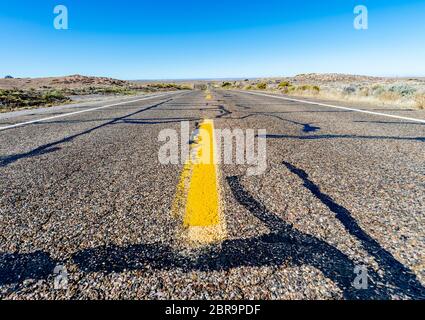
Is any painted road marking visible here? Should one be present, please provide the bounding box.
[239,91,425,124]
[0,92,181,132]
[172,119,226,244]
[206,91,213,101]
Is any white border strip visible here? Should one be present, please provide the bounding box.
[236,91,425,124]
[0,92,180,132]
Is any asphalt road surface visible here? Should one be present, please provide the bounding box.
[0,90,424,299]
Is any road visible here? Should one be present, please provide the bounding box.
[0,89,424,299]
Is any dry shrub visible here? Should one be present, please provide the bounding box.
[379,91,401,102]
[414,93,425,109]
[359,87,370,97]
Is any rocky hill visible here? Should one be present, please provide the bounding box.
[0,75,131,90]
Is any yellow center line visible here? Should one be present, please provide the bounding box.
[205,90,213,101]
[172,118,226,245]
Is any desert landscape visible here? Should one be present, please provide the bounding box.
[3,73,425,113]
[0,75,192,112]
[217,74,425,110]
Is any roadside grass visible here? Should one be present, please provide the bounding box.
[147,83,192,90]
[278,81,291,88]
[0,89,71,112]
[378,91,401,102]
[0,83,192,113]
[280,83,320,95]
[243,80,425,110]
[221,82,233,88]
[415,93,425,110]
[333,83,423,109]
[61,86,138,96]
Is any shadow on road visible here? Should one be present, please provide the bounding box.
[1,170,424,299]
[0,99,201,167]
[0,251,56,286]
[283,162,425,299]
[217,111,321,133]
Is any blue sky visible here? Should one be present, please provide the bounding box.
[1,0,424,79]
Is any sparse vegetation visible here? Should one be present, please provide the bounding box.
[299,85,320,92]
[0,76,194,112]
[320,83,422,108]
[239,75,425,110]
[378,91,401,102]
[388,84,416,97]
[60,86,138,96]
[415,93,425,109]
[358,87,370,97]
[280,84,320,95]
[342,85,357,95]
[221,82,233,88]
[147,83,191,90]
[278,81,291,88]
[0,89,71,112]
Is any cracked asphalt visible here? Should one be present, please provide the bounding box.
[0,89,424,299]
